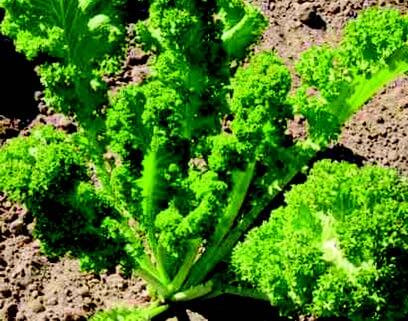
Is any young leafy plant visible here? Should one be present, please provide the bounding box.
[232,160,408,321]
[0,1,407,320]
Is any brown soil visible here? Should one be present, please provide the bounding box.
[341,77,408,175]
[1,1,407,321]
[0,194,150,321]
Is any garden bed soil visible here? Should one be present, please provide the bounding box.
[1,1,407,320]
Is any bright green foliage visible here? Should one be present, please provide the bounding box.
[0,0,126,117]
[228,52,292,164]
[104,0,273,281]
[232,160,408,320]
[90,304,168,321]
[0,0,124,60]
[208,51,292,175]
[296,8,408,97]
[0,1,407,320]
[219,0,267,58]
[0,126,132,268]
[0,125,84,203]
[340,8,408,74]
[90,308,149,321]
[136,0,266,60]
[294,8,408,144]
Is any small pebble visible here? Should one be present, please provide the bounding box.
[10,219,24,235]
[0,286,12,298]
[46,297,58,306]
[78,287,90,297]
[388,151,399,162]
[29,300,45,313]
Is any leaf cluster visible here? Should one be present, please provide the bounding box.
[232,160,408,320]
[0,126,135,270]
[294,8,408,144]
[0,0,126,118]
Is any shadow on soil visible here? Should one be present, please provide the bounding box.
[154,295,351,321]
[312,144,367,166]
[154,295,283,321]
[0,9,41,125]
[125,0,150,22]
